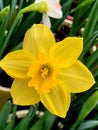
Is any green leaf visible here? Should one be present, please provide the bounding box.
[43,112,57,130]
[70,0,93,36]
[0,0,3,10]
[30,112,47,130]
[75,0,95,9]
[18,0,25,11]
[9,42,22,52]
[82,0,98,39]
[70,91,98,130]
[5,105,17,130]
[79,31,98,60]
[78,90,98,122]
[0,16,8,48]
[85,49,98,68]
[0,101,11,130]
[0,12,23,59]
[14,105,38,130]
[10,0,18,20]
[30,111,57,130]
[77,120,98,130]
[93,69,98,77]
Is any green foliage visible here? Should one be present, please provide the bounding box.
[5,105,17,130]
[30,111,57,130]
[70,91,98,130]
[0,101,11,130]
[14,105,38,130]
[82,0,98,39]
[77,120,98,130]
[0,102,57,130]
[0,0,98,129]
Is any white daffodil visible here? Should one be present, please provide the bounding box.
[21,0,63,27]
[36,0,63,27]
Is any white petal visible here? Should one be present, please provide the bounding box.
[46,0,59,5]
[48,7,62,18]
[42,13,51,28]
[47,0,62,18]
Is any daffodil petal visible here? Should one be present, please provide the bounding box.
[58,60,95,93]
[23,24,55,57]
[49,37,83,68]
[0,50,34,78]
[48,4,62,18]
[40,81,70,118]
[47,0,59,4]
[42,13,51,28]
[48,7,62,18]
[10,79,40,105]
[46,0,62,18]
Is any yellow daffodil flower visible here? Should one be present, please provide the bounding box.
[0,24,95,118]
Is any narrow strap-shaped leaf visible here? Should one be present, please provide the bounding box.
[78,91,98,121]
[0,0,3,10]
[72,0,95,11]
[29,112,47,130]
[0,13,23,59]
[18,0,25,11]
[70,91,98,130]
[77,120,98,130]
[79,30,98,60]
[9,42,22,52]
[0,16,8,48]
[82,0,98,39]
[30,111,57,130]
[10,0,18,22]
[85,49,98,68]
[93,69,98,77]
[0,101,11,130]
[43,112,57,130]
[5,105,17,130]
[70,0,94,36]
[14,105,38,130]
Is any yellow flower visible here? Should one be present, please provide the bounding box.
[0,24,95,118]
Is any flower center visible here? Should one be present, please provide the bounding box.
[40,64,51,79]
[27,53,58,93]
